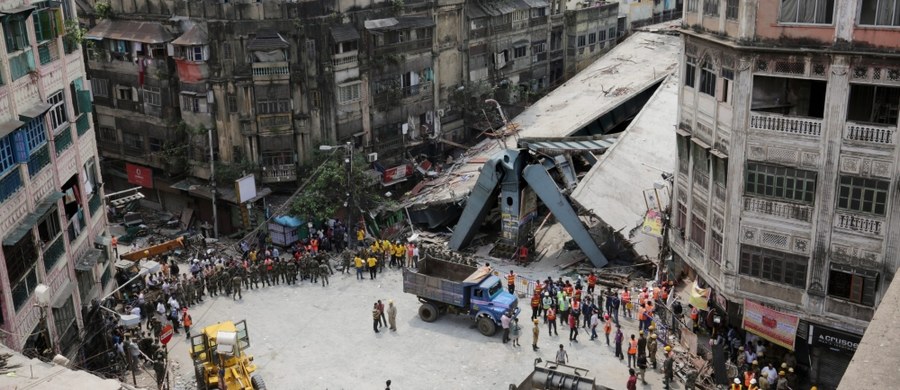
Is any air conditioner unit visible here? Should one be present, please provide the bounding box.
[367,153,378,163]
[437,109,445,117]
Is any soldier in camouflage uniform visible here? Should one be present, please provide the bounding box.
[247,265,259,290]
[260,260,271,287]
[341,251,352,274]
[207,269,218,297]
[286,260,297,285]
[222,269,232,296]
[232,270,243,300]
[273,260,283,286]
[193,277,204,303]
[318,260,330,286]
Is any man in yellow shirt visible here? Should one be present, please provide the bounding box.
[354,256,364,280]
[367,256,378,280]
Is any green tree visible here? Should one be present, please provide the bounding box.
[290,148,386,223]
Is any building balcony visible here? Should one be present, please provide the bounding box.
[374,38,431,55]
[260,164,297,183]
[749,111,822,137]
[373,82,433,110]
[332,51,358,71]
[252,62,290,81]
[42,234,65,272]
[834,212,883,237]
[743,196,812,223]
[37,40,61,66]
[843,121,896,146]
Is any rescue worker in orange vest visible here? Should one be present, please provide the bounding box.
[518,245,528,263]
[507,271,517,294]
[603,314,613,345]
[587,272,597,295]
[747,378,759,390]
[622,289,632,319]
[531,293,541,320]
[731,377,743,390]
[690,304,700,333]
[546,306,558,336]
[744,368,756,387]
[637,304,647,333]
[627,334,638,368]
[111,236,119,258]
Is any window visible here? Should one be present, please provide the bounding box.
[116,85,134,101]
[37,209,61,243]
[22,117,47,152]
[47,90,67,131]
[828,267,878,306]
[99,127,117,142]
[710,231,723,265]
[532,7,547,17]
[33,8,61,42]
[687,0,698,11]
[148,137,163,152]
[699,58,717,96]
[588,33,596,45]
[685,55,697,88]
[5,234,38,311]
[608,27,615,40]
[739,245,809,288]
[181,94,208,113]
[677,134,690,174]
[122,132,144,151]
[53,296,77,351]
[837,176,889,215]
[182,45,206,61]
[720,65,734,103]
[91,78,109,98]
[726,0,740,19]
[0,134,15,175]
[227,95,237,112]
[514,46,526,58]
[779,0,834,24]
[223,42,233,60]
[599,30,607,42]
[577,35,586,47]
[143,87,161,106]
[256,99,290,114]
[512,10,528,21]
[690,213,706,249]
[676,202,687,232]
[3,15,30,53]
[859,0,900,26]
[704,0,720,15]
[745,162,817,204]
[338,83,361,104]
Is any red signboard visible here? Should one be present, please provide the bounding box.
[160,324,174,345]
[126,163,154,188]
[742,299,800,350]
[382,164,413,185]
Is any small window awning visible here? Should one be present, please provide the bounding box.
[19,102,53,120]
[691,137,711,149]
[331,24,360,43]
[86,19,173,44]
[171,24,208,46]
[710,149,728,159]
[522,0,550,8]
[2,191,64,246]
[247,31,289,51]
[365,16,434,32]
[0,118,24,139]
[675,128,691,137]
[51,281,75,308]
[75,248,104,271]
[1,5,35,16]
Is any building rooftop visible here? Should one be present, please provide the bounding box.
[569,73,680,260]
[0,346,126,390]
[838,277,900,389]
[402,31,681,209]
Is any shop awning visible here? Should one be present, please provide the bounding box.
[171,179,272,205]
[3,191,64,245]
[86,19,173,43]
[19,102,52,120]
[171,24,208,46]
[0,5,35,16]
[75,248,104,271]
[0,118,24,139]
[330,24,360,43]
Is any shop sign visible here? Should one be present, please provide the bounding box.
[742,299,800,350]
[809,324,861,356]
[126,163,153,188]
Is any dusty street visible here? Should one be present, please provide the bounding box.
[161,257,672,390]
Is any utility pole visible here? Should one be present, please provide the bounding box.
[346,141,355,250]
[208,128,218,239]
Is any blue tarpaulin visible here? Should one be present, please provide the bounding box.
[273,215,303,228]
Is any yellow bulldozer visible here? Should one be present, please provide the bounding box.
[190,320,266,389]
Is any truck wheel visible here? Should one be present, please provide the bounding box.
[418,303,439,322]
[477,316,497,336]
[251,374,267,390]
[195,362,208,390]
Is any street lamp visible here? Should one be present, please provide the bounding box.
[319,142,355,249]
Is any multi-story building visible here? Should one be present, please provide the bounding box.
[77,0,618,234]
[0,0,110,358]
[671,0,900,387]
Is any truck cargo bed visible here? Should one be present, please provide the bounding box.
[403,258,482,307]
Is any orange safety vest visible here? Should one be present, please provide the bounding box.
[571,300,581,312]
[628,339,638,355]
[691,307,699,321]
[588,274,597,286]
[183,314,192,327]
[534,284,543,295]
[623,291,631,303]
[507,274,516,285]
[564,286,573,296]
[604,319,612,334]
[547,309,557,321]
[730,384,743,390]
[531,295,540,307]
[744,372,755,387]
[638,307,646,321]
[111,237,118,247]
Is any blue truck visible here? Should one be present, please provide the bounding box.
[402,257,519,336]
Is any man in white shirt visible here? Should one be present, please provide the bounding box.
[556,344,568,364]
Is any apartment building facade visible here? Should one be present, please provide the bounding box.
[0,0,110,358]
[78,0,618,233]
[671,0,900,387]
